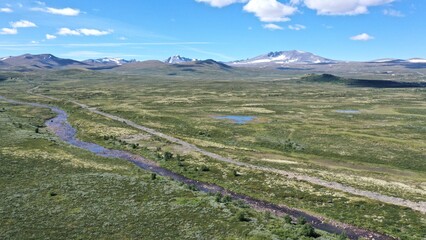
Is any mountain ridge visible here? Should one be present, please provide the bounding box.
[1,52,425,71]
[83,57,137,66]
[230,50,337,66]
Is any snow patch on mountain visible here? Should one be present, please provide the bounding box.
[231,50,335,65]
[0,56,12,61]
[408,58,426,63]
[165,55,197,64]
[84,58,136,66]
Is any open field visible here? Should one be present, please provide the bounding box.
[0,98,348,240]
[1,68,425,239]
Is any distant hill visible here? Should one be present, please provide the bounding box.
[369,58,406,63]
[110,59,233,76]
[201,59,229,66]
[369,58,426,64]
[114,60,167,69]
[301,74,347,83]
[184,59,231,69]
[0,54,88,70]
[407,58,426,63]
[301,74,426,88]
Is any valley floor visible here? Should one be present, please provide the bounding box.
[1,69,425,239]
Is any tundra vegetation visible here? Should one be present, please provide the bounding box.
[0,69,425,239]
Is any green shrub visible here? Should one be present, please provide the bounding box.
[201,165,210,172]
[283,215,292,224]
[215,193,222,202]
[223,195,233,203]
[236,211,250,222]
[299,224,316,237]
[163,151,173,161]
[297,217,307,225]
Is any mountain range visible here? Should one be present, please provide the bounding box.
[230,50,336,65]
[83,58,136,66]
[0,51,425,71]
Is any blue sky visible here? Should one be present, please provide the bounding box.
[0,0,424,61]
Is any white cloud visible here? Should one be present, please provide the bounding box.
[243,0,297,22]
[350,33,374,41]
[79,28,113,36]
[383,9,404,17]
[57,28,81,36]
[288,24,306,30]
[263,23,283,30]
[195,0,248,8]
[118,37,127,41]
[10,20,37,28]
[46,34,57,40]
[31,7,80,16]
[0,28,17,35]
[0,7,13,13]
[303,0,394,15]
[57,28,113,36]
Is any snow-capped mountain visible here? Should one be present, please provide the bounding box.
[0,54,88,69]
[369,58,426,64]
[83,57,136,66]
[230,50,336,66]
[408,58,426,63]
[370,58,406,63]
[164,55,197,64]
[0,56,12,61]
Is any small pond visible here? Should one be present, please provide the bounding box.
[214,115,255,124]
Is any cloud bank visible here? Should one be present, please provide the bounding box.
[31,7,80,16]
[195,0,396,23]
[303,0,394,15]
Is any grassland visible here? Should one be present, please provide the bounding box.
[0,99,348,239]
[0,68,425,239]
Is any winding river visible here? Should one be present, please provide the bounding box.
[0,96,394,240]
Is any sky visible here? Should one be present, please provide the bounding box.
[0,0,425,61]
